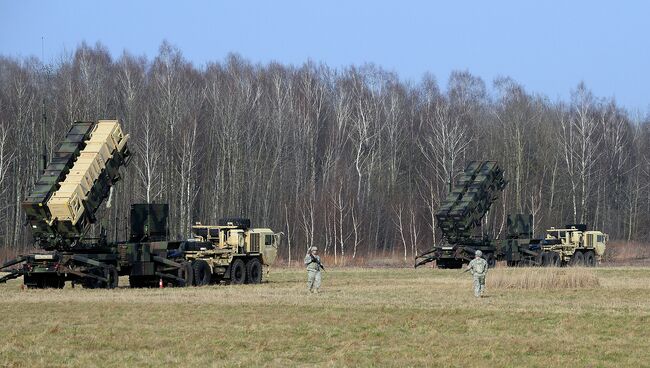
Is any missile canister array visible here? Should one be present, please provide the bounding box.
[435,161,506,243]
[22,120,130,250]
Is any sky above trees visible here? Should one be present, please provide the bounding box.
[0,0,648,115]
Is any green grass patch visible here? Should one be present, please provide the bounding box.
[1,267,649,367]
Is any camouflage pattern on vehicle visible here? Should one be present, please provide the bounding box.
[416,161,507,269]
[416,160,608,269]
[0,121,194,289]
[500,214,542,266]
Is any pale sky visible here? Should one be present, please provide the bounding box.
[1,0,648,115]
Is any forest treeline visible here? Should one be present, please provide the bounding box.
[0,42,648,263]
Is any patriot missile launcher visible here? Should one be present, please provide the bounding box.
[414,160,608,269]
[1,120,192,288]
[415,161,507,268]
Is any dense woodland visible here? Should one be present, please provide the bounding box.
[0,42,648,263]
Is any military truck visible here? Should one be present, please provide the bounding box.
[415,161,507,268]
[182,218,279,285]
[499,214,608,267]
[536,225,607,266]
[0,121,192,288]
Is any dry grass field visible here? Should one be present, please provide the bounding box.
[1,266,650,367]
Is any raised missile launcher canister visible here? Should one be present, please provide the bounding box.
[22,120,130,250]
[416,161,507,268]
[22,122,95,248]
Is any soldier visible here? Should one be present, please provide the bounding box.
[304,246,324,293]
[465,250,488,297]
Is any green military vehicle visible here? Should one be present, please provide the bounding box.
[500,214,541,266]
[182,218,279,285]
[416,161,507,268]
[415,161,607,269]
[0,121,192,288]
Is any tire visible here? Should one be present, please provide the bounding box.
[584,251,595,267]
[246,258,263,284]
[535,252,544,267]
[549,252,561,267]
[541,252,551,267]
[193,260,212,286]
[106,266,119,289]
[178,262,194,287]
[569,251,585,267]
[230,259,246,285]
[486,254,496,268]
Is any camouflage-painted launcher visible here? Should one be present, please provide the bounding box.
[22,120,130,250]
[435,161,506,243]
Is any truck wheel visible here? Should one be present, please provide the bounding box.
[178,262,194,287]
[486,254,496,268]
[230,259,246,284]
[549,252,561,267]
[584,251,596,267]
[535,252,544,267]
[106,266,119,289]
[541,252,551,267]
[569,252,585,267]
[193,260,212,286]
[246,258,262,284]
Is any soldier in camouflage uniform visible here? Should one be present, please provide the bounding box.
[466,250,488,297]
[304,246,323,293]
